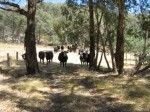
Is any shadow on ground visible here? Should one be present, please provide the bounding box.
[0,59,140,112]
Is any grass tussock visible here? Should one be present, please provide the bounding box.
[81,76,98,89]
[126,85,150,99]
[11,79,49,93]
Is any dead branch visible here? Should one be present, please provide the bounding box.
[133,63,150,75]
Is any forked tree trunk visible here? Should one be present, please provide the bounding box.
[132,30,149,75]
[115,0,125,75]
[94,8,103,68]
[24,0,39,74]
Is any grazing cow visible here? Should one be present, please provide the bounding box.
[67,45,72,52]
[45,51,53,64]
[57,45,60,50]
[58,51,68,67]
[84,52,90,66]
[79,51,90,66]
[61,45,64,51]
[78,48,84,55]
[22,53,26,60]
[72,44,77,52]
[54,47,58,52]
[38,51,45,63]
[54,46,61,52]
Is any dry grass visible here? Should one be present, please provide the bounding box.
[0,43,150,112]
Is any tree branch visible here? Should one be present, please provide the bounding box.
[133,63,150,75]
[36,0,43,3]
[0,1,27,16]
[0,1,20,8]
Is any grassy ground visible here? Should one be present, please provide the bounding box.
[0,43,150,112]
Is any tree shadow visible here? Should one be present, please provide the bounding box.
[0,90,52,112]
[50,93,134,112]
[0,59,147,112]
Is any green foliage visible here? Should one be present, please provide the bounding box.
[0,2,63,43]
[35,3,63,43]
[125,36,144,53]
[60,4,89,44]
[0,10,26,38]
[125,13,150,54]
[51,35,60,45]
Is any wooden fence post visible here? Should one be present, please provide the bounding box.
[7,53,10,66]
[16,52,18,60]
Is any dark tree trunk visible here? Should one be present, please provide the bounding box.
[24,0,39,74]
[89,0,95,69]
[115,0,125,75]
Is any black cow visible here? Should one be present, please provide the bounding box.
[84,52,90,66]
[57,45,60,50]
[54,47,58,52]
[78,48,84,55]
[67,45,72,52]
[38,51,45,63]
[79,51,90,66]
[72,44,77,52]
[45,51,53,64]
[54,46,61,52]
[22,53,26,60]
[58,51,68,67]
[61,45,64,51]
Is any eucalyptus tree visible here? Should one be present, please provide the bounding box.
[53,18,66,44]
[36,3,62,44]
[88,0,95,68]
[94,0,118,71]
[6,12,25,42]
[127,0,150,75]
[0,0,43,74]
[0,10,9,41]
[36,8,53,44]
[94,1,104,69]
[61,4,89,45]
[0,7,26,42]
[114,0,125,75]
[66,0,95,68]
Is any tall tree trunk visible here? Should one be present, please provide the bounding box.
[94,8,103,68]
[24,0,39,74]
[115,0,125,75]
[89,0,95,69]
[108,31,116,71]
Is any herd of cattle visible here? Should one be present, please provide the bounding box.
[22,45,91,67]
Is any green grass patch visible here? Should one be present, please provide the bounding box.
[127,86,149,99]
